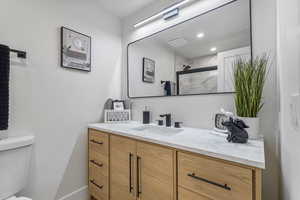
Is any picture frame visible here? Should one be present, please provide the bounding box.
[142,57,155,83]
[112,100,125,111]
[61,27,91,72]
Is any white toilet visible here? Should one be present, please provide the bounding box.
[0,135,34,200]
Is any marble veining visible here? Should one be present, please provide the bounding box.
[88,121,265,169]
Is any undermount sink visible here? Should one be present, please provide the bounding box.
[131,124,183,136]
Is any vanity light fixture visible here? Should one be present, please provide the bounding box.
[210,47,217,52]
[197,32,205,38]
[134,0,191,28]
[163,8,180,20]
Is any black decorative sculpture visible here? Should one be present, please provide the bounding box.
[222,117,249,143]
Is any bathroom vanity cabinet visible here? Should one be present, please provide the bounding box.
[88,128,262,200]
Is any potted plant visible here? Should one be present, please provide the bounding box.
[233,55,268,139]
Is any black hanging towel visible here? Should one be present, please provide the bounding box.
[0,44,10,130]
[164,81,172,96]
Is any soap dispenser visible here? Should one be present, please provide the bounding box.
[143,106,150,124]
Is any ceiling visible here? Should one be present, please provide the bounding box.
[97,0,157,18]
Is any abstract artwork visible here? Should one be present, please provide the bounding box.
[142,57,155,83]
[61,27,91,72]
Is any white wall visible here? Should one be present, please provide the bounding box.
[277,0,300,199]
[188,54,218,68]
[0,0,122,199]
[175,54,189,72]
[252,0,280,199]
[122,0,279,200]
[128,41,175,97]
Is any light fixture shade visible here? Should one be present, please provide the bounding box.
[134,0,191,28]
[163,8,179,20]
[133,0,237,28]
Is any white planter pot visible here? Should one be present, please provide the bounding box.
[239,117,260,139]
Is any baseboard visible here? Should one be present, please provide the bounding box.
[57,185,89,200]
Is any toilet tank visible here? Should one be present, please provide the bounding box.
[0,135,34,200]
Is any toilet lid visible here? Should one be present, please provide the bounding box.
[6,197,31,200]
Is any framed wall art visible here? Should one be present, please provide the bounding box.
[61,27,91,72]
[142,57,155,83]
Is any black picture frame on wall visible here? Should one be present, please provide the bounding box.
[61,27,91,72]
[142,57,156,83]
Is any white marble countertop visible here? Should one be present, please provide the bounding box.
[88,121,265,169]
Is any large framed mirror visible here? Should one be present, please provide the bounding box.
[127,0,252,98]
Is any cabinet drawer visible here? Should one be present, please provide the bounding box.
[89,163,109,200]
[89,152,109,179]
[178,152,253,200]
[178,187,211,200]
[89,180,108,200]
[89,129,109,156]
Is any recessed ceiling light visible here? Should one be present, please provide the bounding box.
[197,33,205,38]
[210,47,217,52]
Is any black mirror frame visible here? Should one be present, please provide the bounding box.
[127,0,253,99]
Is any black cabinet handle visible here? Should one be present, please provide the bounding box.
[136,156,142,197]
[90,180,104,190]
[129,153,134,193]
[90,160,103,168]
[90,139,103,145]
[91,195,99,200]
[187,173,231,191]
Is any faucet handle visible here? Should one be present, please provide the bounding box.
[174,122,183,128]
[156,120,164,126]
[160,113,171,117]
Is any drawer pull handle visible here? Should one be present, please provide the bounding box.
[90,139,103,145]
[187,173,231,191]
[90,180,104,190]
[136,156,142,197]
[129,153,134,193]
[90,160,103,167]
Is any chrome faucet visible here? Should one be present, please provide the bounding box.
[160,114,172,127]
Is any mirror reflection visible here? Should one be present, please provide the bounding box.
[128,0,251,98]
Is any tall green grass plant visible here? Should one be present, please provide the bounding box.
[234,55,268,117]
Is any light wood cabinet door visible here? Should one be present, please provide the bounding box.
[110,135,136,200]
[136,142,175,200]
